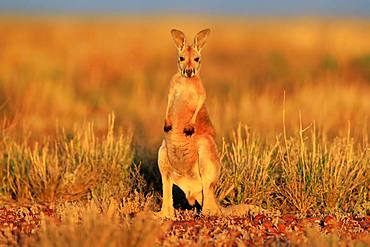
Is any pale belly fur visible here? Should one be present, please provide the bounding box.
[165,132,203,205]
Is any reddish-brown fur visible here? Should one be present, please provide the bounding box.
[155,29,268,219]
[156,29,222,218]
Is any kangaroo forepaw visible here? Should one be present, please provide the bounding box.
[184,126,195,136]
[164,123,172,132]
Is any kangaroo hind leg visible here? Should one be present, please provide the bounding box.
[197,137,222,216]
[156,140,175,219]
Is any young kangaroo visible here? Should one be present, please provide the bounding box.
[157,29,222,218]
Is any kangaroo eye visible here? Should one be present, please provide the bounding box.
[179,56,185,61]
[194,57,200,62]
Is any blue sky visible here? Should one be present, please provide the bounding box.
[1,0,370,16]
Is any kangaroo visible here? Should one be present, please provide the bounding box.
[156,28,221,218]
[155,29,270,219]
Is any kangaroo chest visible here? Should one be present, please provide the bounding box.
[169,83,198,123]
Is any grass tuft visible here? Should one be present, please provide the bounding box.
[0,114,136,203]
[216,122,369,215]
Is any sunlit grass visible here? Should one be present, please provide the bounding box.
[0,114,135,203]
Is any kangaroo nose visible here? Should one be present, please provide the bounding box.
[185,69,193,77]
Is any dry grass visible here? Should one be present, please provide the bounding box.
[276,123,369,215]
[215,123,369,215]
[0,114,135,203]
[217,124,276,206]
[0,16,369,245]
[1,114,367,215]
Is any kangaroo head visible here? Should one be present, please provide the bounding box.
[171,29,210,78]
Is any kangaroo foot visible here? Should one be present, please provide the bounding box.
[153,209,175,220]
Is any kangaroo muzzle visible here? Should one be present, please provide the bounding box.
[183,68,195,78]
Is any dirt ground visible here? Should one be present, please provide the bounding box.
[1,203,369,246]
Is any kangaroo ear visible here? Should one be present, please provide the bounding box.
[171,29,186,52]
[194,29,210,51]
